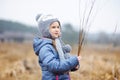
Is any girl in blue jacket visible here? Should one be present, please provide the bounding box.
[33,14,81,80]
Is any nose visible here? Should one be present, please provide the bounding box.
[55,27,60,32]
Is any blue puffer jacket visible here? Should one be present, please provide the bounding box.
[33,37,79,80]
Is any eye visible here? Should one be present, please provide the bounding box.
[52,26,56,28]
[57,26,60,28]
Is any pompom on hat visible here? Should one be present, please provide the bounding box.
[36,14,60,38]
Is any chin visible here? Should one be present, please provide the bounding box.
[55,36,59,38]
[54,36,59,38]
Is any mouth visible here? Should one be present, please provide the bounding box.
[55,33,59,35]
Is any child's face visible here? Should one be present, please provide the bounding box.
[49,21,61,39]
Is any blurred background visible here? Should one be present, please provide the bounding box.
[0,0,120,80]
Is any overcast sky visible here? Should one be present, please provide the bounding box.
[0,0,120,33]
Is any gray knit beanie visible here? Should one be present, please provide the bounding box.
[36,14,60,38]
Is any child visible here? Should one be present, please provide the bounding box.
[33,14,81,80]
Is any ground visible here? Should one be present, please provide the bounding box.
[0,42,120,80]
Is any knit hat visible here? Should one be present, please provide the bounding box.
[36,14,60,38]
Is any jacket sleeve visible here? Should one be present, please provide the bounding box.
[64,53,80,71]
[39,45,79,73]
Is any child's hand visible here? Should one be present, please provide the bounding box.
[75,56,82,69]
[77,56,82,62]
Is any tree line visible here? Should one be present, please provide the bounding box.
[0,20,120,46]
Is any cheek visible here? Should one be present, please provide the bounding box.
[49,29,56,37]
[50,31,54,36]
[49,29,53,36]
[59,31,61,36]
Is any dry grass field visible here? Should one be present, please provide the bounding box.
[0,42,120,80]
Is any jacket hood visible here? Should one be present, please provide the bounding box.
[33,37,53,56]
